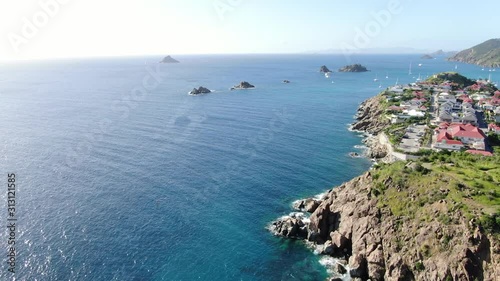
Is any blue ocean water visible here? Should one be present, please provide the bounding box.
[0,54,492,280]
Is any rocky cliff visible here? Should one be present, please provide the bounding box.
[351,95,391,159]
[270,171,499,280]
[351,95,389,135]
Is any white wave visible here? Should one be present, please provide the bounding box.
[319,256,351,280]
[354,145,367,150]
[314,191,328,201]
[277,211,307,221]
[292,199,304,210]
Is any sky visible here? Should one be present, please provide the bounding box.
[0,0,499,61]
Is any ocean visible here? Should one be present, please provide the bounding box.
[0,54,492,280]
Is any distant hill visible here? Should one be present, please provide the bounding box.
[427,50,457,57]
[432,49,445,56]
[448,39,500,67]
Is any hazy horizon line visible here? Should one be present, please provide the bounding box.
[1,51,454,63]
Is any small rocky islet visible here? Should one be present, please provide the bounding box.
[320,65,332,73]
[188,86,212,95]
[338,64,369,72]
[159,55,179,63]
[230,81,255,90]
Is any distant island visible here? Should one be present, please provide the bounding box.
[189,86,211,95]
[230,81,255,90]
[159,55,179,63]
[431,49,458,57]
[421,54,434,59]
[319,65,331,73]
[448,38,500,67]
[338,64,369,72]
[432,49,446,56]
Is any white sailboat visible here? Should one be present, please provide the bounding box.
[395,78,399,86]
[409,62,412,75]
[455,64,458,70]
[385,72,389,79]
[416,73,422,81]
[374,74,379,82]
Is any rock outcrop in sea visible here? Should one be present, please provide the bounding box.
[421,54,434,59]
[159,55,179,63]
[230,81,255,90]
[270,172,499,280]
[189,86,211,95]
[320,65,332,73]
[338,64,369,72]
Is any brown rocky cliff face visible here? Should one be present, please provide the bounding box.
[271,172,500,280]
[351,95,390,135]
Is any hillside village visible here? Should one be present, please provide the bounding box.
[380,72,500,158]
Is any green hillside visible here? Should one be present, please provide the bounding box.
[425,72,475,88]
[371,151,500,236]
[448,39,500,67]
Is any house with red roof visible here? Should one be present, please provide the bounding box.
[491,97,500,106]
[433,131,465,151]
[468,84,482,91]
[434,123,486,150]
[462,98,474,104]
[387,105,403,112]
[465,150,493,157]
[413,91,426,99]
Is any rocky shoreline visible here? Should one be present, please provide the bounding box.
[269,171,499,280]
[350,95,392,162]
[269,94,499,280]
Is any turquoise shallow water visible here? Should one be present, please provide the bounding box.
[0,54,492,280]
